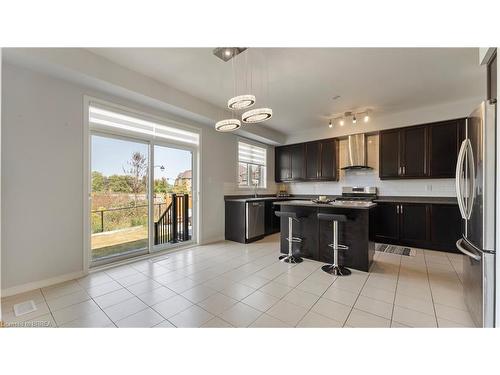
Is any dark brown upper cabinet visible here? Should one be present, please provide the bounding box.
[379,118,465,180]
[304,141,320,179]
[318,139,339,181]
[275,146,291,181]
[275,144,305,182]
[276,139,338,183]
[401,126,427,178]
[487,51,496,102]
[290,143,305,180]
[428,119,465,178]
[379,129,401,178]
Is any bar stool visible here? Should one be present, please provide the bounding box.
[275,211,304,264]
[317,213,351,276]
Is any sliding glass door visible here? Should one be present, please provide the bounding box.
[152,144,193,251]
[90,135,150,264]
[89,134,196,267]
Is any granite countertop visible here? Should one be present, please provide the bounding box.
[224,194,457,205]
[373,196,458,205]
[224,197,300,203]
[274,199,376,209]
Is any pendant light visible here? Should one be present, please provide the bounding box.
[215,118,241,132]
[227,94,256,110]
[242,108,273,123]
[213,48,274,131]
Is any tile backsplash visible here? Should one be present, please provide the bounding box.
[287,135,456,197]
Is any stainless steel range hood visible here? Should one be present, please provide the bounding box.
[341,134,373,170]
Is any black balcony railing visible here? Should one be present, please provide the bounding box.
[91,194,191,246]
[154,194,190,245]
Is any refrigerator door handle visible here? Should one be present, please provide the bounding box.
[456,239,481,261]
[465,139,476,220]
[455,139,468,219]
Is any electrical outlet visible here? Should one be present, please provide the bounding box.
[425,184,432,192]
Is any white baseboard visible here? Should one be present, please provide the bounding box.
[1,270,87,298]
[199,236,225,245]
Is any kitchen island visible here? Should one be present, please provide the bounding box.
[273,200,377,272]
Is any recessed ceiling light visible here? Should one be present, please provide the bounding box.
[242,108,273,123]
[215,119,241,132]
[213,47,247,62]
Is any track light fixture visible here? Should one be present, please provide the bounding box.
[328,109,372,128]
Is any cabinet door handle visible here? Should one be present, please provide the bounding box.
[399,166,402,175]
[400,204,403,214]
[403,166,406,175]
[396,205,399,214]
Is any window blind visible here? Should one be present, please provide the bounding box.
[89,104,199,145]
[238,142,266,166]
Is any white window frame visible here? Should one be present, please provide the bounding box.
[83,96,200,271]
[237,139,267,189]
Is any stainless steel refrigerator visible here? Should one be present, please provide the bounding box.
[455,100,496,327]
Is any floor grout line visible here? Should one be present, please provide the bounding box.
[423,251,440,328]
[388,253,403,327]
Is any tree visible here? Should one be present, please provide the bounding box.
[107,174,131,193]
[91,171,106,192]
[123,151,148,206]
[154,177,172,193]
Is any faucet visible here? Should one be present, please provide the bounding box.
[253,180,259,198]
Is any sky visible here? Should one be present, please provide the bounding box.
[92,135,191,182]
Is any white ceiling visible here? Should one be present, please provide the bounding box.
[88,48,483,136]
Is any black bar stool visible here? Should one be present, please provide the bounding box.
[317,213,351,276]
[275,211,304,264]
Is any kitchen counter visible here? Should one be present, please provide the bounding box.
[224,197,299,203]
[225,194,456,205]
[374,196,458,205]
[274,199,376,209]
[275,200,375,272]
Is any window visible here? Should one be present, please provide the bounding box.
[89,104,199,146]
[238,141,267,188]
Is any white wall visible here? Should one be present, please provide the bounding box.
[286,96,484,145]
[0,62,277,294]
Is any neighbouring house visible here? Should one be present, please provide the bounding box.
[174,170,192,193]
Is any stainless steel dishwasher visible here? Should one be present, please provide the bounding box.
[246,201,265,240]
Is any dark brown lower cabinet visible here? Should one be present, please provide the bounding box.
[399,203,429,246]
[264,200,281,235]
[374,203,399,242]
[374,201,461,253]
[430,204,463,251]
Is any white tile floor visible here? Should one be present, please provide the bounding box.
[1,234,475,328]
